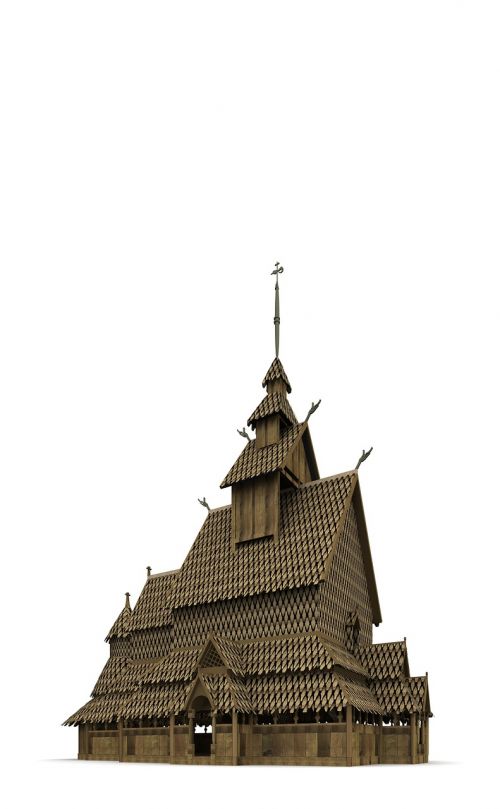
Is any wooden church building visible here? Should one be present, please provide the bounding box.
[65,271,431,765]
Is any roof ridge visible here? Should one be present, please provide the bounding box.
[149,568,179,579]
[357,639,406,650]
[247,390,298,428]
[299,470,357,490]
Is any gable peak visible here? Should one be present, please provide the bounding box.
[262,357,292,394]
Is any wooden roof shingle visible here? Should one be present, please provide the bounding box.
[221,422,305,488]
[355,641,409,680]
[262,358,292,393]
[247,392,297,429]
[105,604,131,642]
[171,472,357,608]
[129,570,178,632]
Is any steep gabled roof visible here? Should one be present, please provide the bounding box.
[355,641,409,680]
[247,392,298,429]
[262,358,292,393]
[105,600,131,642]
[129,570,178,632]
[195,634,246,675]
[221,420,319,489]
[172,472,357,608]
[221,422,304,488]
[409,675,432,716]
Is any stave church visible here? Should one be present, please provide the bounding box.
[65,267,431,765]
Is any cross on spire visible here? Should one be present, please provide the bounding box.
[271,262,284,357]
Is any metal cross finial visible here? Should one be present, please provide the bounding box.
[270,262,284,357]
[198,497,210,512]
[355,447,373,470]
[237,427,251,442]
[306,399,321,421]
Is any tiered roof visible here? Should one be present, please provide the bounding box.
[247,391,297,429]
[355,641,431,716]
[65,350,431,729]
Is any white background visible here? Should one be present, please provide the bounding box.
[1,1,499,807]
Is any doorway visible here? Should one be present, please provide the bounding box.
[191,695,213,757]
[194,723,213,756]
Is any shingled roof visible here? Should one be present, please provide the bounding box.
[172,472,357,608]
[129,570,178,632]
[105,599,131,642]
[246,671,381,715]
[355,641,409,680]
[221,422,308,488]
[247,391,298,429]
[241,634,367,677]
[262,358,292,393]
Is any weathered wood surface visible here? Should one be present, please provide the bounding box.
[78,720,421,765]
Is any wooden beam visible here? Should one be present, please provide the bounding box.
[211,711,217,760]
[188,710,194,758]
[410,713,417,764]
[346,705,352,766]
[170,714,175,763]
[232,709,238,766]
[118,718,123,762]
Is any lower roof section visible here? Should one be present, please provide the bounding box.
[64,635,430,725]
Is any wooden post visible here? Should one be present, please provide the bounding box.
[188,710,194,758]
[346,705,353,766]
[378,716,383,764]
[424,717,429,762]
[232,709,238,766]
[211,711,217,760]
[118,718,124,762]
[410,712,417,764]
[169,714,175,763]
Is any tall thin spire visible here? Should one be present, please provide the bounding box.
[271,262,284,357]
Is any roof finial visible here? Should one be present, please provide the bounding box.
[237,427,251,442]
[271,262,284,357]
[125,592,131,609]
[355,447,373,470]
[198,496,210,512]
[146,566,151,577]
[306,399,321,421]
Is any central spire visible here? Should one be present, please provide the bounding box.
[271,262,284,357]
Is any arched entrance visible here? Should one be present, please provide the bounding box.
[191,695,212,757]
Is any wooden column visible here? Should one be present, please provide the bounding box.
[188,710,195,758]
[410,713,417,764]
[118,718,124,762]
[232,709,239,766]
[169,714,175,762]
[378,716,383,764]
[346,705,353,766]
[424,717,429,762]
[211,711,217,760]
